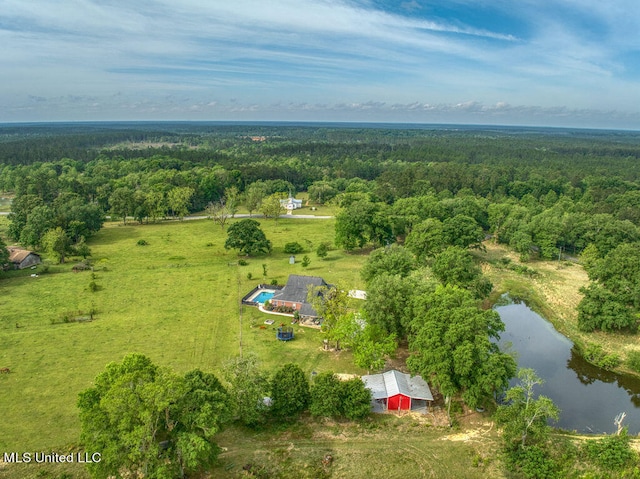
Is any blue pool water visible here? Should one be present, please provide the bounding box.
[253,291,275,303]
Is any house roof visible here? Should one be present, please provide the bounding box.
[8,248,39,264]
[272,274,329,304]
[362,370,433,401]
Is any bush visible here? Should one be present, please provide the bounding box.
[627,351,640,373]
[238,259,248,266]
[507,445,560,479]
[88,281,99,292]
[583,430,635,470]
[137,239,149,246]
[316,242,330,259]
[583,343,621,370]
[284,242,304,254]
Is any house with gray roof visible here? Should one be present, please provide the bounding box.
[362,370,433,412]
[270,274,330,318]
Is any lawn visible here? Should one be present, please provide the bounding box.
[0,216,368,452]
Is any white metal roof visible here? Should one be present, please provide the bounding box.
[362,370,433,401]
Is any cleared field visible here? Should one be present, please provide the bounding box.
[0,216,368,452]
[210,416,504,479]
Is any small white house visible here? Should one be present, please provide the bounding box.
[280,196,303,212]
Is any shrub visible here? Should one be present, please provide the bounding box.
[583,343,621,370]
[316,242,330,259]
[270,279,279,286]
[88,281,99,292]
[246,272,253,280]
[283,242,304,254]
[507,445,560,479]
[301,255,310,268]
[137,239,148,246]
[583,430,635,470]
[627,351,640,373]
[238,259,248,266]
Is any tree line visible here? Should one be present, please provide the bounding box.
[78,353,371,479]
[3,125,640,330]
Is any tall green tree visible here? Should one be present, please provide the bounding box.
[335,198,393,250]
[363,273,421,338]
[167,186,194,220]
[7,194,44,241]
[270,363,310,420]
[244,181,267,216]
[405,218,446,261]
[41,227,70,264]
[308,285,350,350]
[109,187,135,225]
[360,244,416,284]
[408,285,516,418]
[19,204,55,248]
[260,193,285,223]
[442,214,485,249]
[78,354,229,479]
[224,219,272,256]
[494,368,560,450]
[432,246,492,298]
[309,372,342,418]
[173,370,231,477]
[577,242,640,332]
[224,186,240,218]
[222,355,270,427]
[339,378,373,420]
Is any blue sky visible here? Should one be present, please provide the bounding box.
[2,0,640,128]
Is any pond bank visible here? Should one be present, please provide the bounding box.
[479,242,640,380]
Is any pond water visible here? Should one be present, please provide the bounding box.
[495,299,640,434]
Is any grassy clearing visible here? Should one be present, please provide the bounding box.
[0,415,505,479]
[0,194,12,212]
[0,217,367,452]
[478,242,640,373]
[210,416,504,479]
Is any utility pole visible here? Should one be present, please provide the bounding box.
[238,262,243,357]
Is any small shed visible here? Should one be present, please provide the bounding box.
[8,248,41,270]
[362,370,433,412]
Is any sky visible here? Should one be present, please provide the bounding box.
[2,0,640,129]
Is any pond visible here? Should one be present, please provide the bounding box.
[495,298,640,434]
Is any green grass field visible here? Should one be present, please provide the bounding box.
[0,216,368,453]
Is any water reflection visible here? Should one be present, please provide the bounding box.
[496,298,640,434]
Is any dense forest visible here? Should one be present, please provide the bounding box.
[2,122,640,334]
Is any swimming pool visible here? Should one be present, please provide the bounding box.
[252,290,275,303]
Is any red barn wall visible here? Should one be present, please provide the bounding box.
[387,394,411,410]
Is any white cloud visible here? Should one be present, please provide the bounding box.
[0,0,639,127]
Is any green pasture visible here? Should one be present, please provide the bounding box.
[0,216,368,452]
